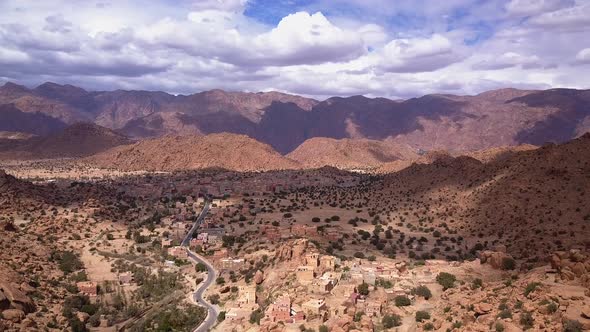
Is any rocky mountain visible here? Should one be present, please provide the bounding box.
[0,123,132,159]
[84,133,300,172]
[0,104,67,136]
[287,137,418,170]
[377,133,590,260]
[1,82,589,156]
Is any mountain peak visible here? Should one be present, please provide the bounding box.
[0,81,29,93]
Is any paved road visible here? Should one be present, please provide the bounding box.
[187,249,219,332]
[181,200,219,332]
[182,201,210,247]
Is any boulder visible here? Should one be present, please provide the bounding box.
[1,309,25,323]
[480,251,514,270]
[0,283,35,313]
[474,302,493,315]
[77,311,90,323]
[21,317,37,329]
[254,270,264,285]
[0,290,9,310]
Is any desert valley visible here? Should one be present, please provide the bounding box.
[2,0,590,331]
[0,80,589,332]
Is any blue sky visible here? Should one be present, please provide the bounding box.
[0,0,589,99]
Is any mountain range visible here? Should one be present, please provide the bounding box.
[1,82,589,156]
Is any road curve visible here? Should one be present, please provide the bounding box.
[181,201,219,332]
[187,250,219,332]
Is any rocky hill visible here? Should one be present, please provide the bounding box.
[287,137,418,170]
[376,133,590,260]
[1,82,589,156]
[84,133,300,172]
[0,123,132,159]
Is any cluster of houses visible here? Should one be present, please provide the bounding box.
[258,254,442,326]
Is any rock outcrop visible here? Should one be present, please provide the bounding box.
[0,283,36,314]
[480,251,515,270]
[551,250,590,289]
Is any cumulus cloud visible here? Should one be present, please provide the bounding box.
[472,52,541,70]
[246,12,366,66]
[373,34,462,73]
[0,0,589,99]
[138,11,366,67]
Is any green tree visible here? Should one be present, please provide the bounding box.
[382,314,401,328]
[217,311,226,322]
[394,295,411,307]
[412,285,432,299]
[436,272,456,290]
[357,282,369,296]
[195,263,207,272]
[250,309,263,325]
[415,311,430,322]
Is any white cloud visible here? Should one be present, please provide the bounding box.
[373,34,462,73]
[247,12,366,66]
[190,0,248,12]
[528,3,590,30]
[472,52,541,70]
[0,0,589,99]
[574,48,590,65]
[505,0,574,17]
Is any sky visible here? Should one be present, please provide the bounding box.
[0,0,589,99]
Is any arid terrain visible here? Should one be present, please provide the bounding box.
[2,82,590,155]
[0,128,589,332]
[3,0,590,330]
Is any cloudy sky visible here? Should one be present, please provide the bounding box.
[0,0,589,99]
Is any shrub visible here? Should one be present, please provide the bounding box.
[217,311,226,322]
[524,282,540,297]
[471,278,483,290]
[501,257,516,270]
[353,311,363,322]
[250,309,263,324]
[357,282,369,296]
[52,251,84,275]
[195,263,207,273]
[564,320,583,332]
[495,322,505,332]
[520,311,534,330]
[415,310,430,322]
[412,285,432,299]
[436,272,456,290]
[423,322,434,330]
[208,294,220,305]
[547,302,558,314]
[498,309,512,319]
[394,295,411,307]
[319,325,328,332]
[382,314,401,328]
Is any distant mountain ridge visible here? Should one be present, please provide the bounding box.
[1,82,589,155]
[0,123,131,159]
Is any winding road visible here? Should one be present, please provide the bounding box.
[181,200,219,332]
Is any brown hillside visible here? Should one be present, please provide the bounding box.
[287,137,418,170]
[0,123,132,159]
[85,133,300,172]
[374,133,590,260]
